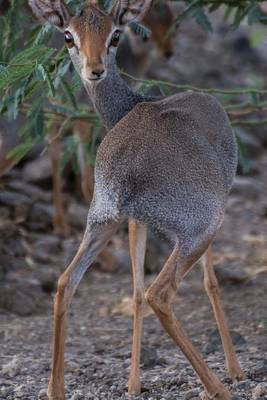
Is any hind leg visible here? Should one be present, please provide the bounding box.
[128,219,147,395]
[203,247,245,381]
[145,237,232,400]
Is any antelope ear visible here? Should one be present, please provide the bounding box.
[28,0,71,31]
[112,0,152,26]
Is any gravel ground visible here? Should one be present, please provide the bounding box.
[0,154,267,399]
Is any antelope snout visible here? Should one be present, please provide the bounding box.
[82,64,106,82]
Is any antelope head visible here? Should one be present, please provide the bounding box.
[28,0,152,83]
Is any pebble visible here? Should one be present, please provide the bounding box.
[1,356,22,378]
[70,390,84,400]
[252,383,267,399]
[184,388,200,399]
[38,388,49,399]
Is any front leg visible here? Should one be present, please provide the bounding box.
[47,221,120,400]
[128,219,147,396]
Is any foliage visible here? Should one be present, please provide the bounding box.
[0,0,267,169]
[170,0,267,33]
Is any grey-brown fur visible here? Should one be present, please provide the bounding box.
[73,4,110,34]
[89,91,237,255]
[85,56,144,129]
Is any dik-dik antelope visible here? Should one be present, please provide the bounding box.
[29,0,245,399]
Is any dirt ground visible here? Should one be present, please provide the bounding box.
[0,155,267,400]
[1,8,267,400]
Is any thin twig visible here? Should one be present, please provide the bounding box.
[121,70,267,95]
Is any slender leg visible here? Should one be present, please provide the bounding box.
[128,219,147,395]
[145,239,232,400]
[203,247,245,381]
[47,221,120,400]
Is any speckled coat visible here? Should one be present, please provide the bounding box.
[89,91,237,252]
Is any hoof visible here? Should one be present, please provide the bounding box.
[201,387,232,400]
[128,377,141,396]
[228,365,246,382]
[47,385,65,400]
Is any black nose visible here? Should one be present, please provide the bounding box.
[164,50,173,59]
[92,69,104,78]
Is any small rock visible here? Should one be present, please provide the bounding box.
[204,329,246,354]
[66,360,80,373]
[141,347,160,368]
[252,383,267,399]
[0,190,32,207]
[215,263,248,286]
[249,360,267,379]
[28,203,54,230]
[38,388,49,399]
[0,384,12,397]
[1,356,22,378]
[184,389,199,399]
[14,383,28,398]
[0,280,45,316]
[233,379,252,391]
[7,180,51,202]
[70,390,84,400]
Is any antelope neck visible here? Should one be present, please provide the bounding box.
[84,62,144,130]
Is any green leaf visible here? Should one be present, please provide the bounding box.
[36,64,55,97]
[102,0,116,14]
[137,82,152,96]
[247,4,263,25]
[60,77,77,109]
[34,108,44,138]
[209,3,221,13]
[236,133,249,174]
[187,5,213,33]
[70,71,83,93]
[250,28,267,48]
[157,83,172,96]
[7,140,37,165]
[231,5,252,30]
[33,25,54,46]
[0,64,9,78]
[128,21,151,40]
[250,92,259,106]
[9,45,54,66]
[223,5,234,23]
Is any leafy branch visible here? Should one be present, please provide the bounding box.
[0,0,266,168]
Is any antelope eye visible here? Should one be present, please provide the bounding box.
[64,31,74,47]
[110,30,121,47]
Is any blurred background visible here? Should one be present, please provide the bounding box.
[0,1,267,399]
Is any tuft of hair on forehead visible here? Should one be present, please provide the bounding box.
[73,2,112,34]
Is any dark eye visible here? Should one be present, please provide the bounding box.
[64,31,74,48]
[110,30,121,47]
